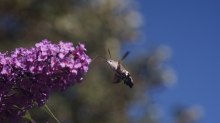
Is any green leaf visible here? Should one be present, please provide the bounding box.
[22,110,35,122]
[41,104,60,123]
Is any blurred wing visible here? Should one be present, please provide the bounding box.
[113,73,121,83]
[119,51,130,63]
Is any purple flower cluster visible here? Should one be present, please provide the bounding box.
[0,39,91,122]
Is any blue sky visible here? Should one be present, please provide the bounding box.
[136,0,220,122]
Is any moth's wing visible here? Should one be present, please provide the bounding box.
[119,51,130,63]
[113,73,121,83]
[123,73,133,88]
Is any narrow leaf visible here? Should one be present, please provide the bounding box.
[41,104,60,123]
[22,110,35,122]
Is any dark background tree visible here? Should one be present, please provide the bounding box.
[0,0,202,123]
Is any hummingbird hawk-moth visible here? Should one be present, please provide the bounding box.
[100,49,133,88]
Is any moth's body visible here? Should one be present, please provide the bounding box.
[106,58,133,88]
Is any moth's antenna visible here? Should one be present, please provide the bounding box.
[108,49,111,59]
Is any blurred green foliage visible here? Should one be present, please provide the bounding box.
[0,0,202,123]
